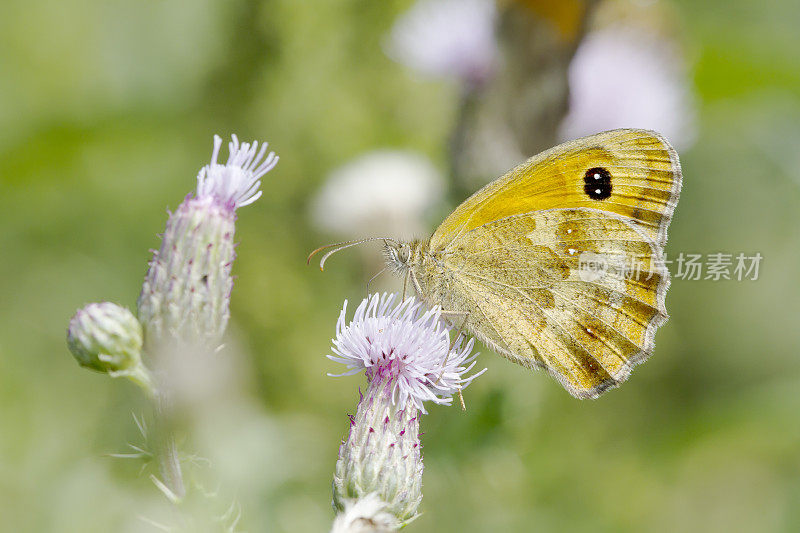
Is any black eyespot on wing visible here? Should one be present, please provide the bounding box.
[583,167,612,200]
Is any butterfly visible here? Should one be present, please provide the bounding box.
[310,129,681,399]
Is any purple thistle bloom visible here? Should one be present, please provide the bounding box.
[329,293,485,529]
[65,133,278,505]
[329,293,484,414]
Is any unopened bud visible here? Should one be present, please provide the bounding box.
[67,302,144,373]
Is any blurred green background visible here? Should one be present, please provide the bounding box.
[2,0,800,531]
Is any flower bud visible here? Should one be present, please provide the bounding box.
[67,302,144,374]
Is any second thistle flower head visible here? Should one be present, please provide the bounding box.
[138,134,278,347]
[329,293,484,414]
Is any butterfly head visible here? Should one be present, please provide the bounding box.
[384,239,426,275]
[384,240,411,274]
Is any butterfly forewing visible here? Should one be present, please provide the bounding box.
[430,129,681,251]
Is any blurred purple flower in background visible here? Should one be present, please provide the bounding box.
[385,0,498,87]
[559,26,697,149]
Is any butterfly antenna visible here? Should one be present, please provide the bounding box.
[307,237,397,271]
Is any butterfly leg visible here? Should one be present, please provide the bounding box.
[437,309,471,411]
[440,310,470,337]
[365,267,387,298]
[407,270,471,408]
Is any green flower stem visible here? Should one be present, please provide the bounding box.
[152,390,186,502]
[157,432,185,502]
[121,365,157,398]
[121,363,184,500]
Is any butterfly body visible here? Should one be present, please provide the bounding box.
[376,129,679,398]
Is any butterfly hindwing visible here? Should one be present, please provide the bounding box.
[435,207,669,398]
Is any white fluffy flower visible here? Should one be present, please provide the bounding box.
[560,27,696,149]
[386,0,497,86]
[329,293,484,414]
[310,151,443,240]
[196,134,278,209]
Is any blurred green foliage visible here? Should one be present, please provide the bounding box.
[1,0,800,531]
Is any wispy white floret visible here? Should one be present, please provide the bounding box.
[329,293,484,414]
[331,493,401,533]
[196,134,279,208]
[386,0,497,86]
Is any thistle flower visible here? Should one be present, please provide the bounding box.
[310,150,443,241]
[329,294,484,530]
[385,0,497,87]
[137,135,278,348]
[67,302,153,392]
[135,134,276,500]
[330,294,481,414]
[65,133,279,508]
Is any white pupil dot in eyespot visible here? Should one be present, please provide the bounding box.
[595,188,601,194]
[594,173,601,179]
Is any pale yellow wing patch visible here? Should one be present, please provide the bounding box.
[430,129,681,251]
[433,207,669,399]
